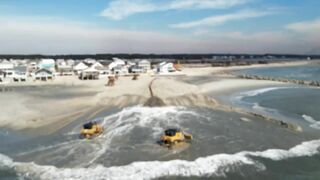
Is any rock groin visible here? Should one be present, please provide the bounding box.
[237,74,320,87]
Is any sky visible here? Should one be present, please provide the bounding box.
[0,0,320,54]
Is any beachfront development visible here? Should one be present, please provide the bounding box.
[0,58,181,83]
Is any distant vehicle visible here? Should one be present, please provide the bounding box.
[80,121,103,139]
[159,128,192,148]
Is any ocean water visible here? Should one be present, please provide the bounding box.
[1,106,319,180]
[235,64,320,81]
[233,87,320,130]
[233,64,320,131]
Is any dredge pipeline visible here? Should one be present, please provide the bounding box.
[237,74,320,87]
[143,78,166,107]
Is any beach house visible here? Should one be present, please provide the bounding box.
[0,60,14,71]
[138,60,151,72]
[78,66,100,80]
[83,58,96,64]
[129,65,144,74]
[73,62,89,74]
[108,58,128,75]
[28,61,38,73]
[108,58,126,69]
[38,59,55,71]
[66,59,75,66]
[34,68,54,81]
[11,66,28,82]
[91,62,104,69]
[157,62,176,73]
[95,66,110,76]
[56,60,74,76]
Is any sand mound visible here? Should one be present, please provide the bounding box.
[143,96,166,107]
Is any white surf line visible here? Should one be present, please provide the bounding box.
[302,115,320,129]
[0,139,319,180]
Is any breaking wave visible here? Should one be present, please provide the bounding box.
[236,87,289,100]
[302,115,320,129]
[0,139,319,180]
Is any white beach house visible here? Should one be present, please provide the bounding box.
[0,70,4,82]
[157,62,176,73]
[38,59,55,71]
[138,60,151,72]
[130,65,144,74]
[109,58,126,69]
[28,61,38,72]
[108,58,128,75]
[91,62,104,69]
[73,62,89,74]
[79,66,100,80]
[34,68,54,81]
[11,66,28,82]
[0,60,14,71]
[56,60,74,76]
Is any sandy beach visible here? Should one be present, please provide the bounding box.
[0,60,312,132]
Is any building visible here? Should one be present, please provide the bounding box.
[11,66,28,82]
[79,66,100,80]
[157,62,176,73]
[108,58,129,75]
[91,62,104,69]
[129,65,144,74]
[0,70,4,82]
[38,59,55,71]
[66,59,75,66]
[138,60,151,72]
[113,65,129,75]
[108,58,126,70]
[56,60,74,76]
[28,61,38,72]
[73,62,89,74]
[83,58,96,64]
[0,61,14,71]
[34,68,54,81]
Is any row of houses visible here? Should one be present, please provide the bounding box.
[0,58,178,82]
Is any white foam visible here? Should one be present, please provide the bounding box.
[252,102,265,111]
[236,87,289,101]
[14,106,202,167]
[0,153,13,169]
[1,139,319,180]
[302,115,320,129]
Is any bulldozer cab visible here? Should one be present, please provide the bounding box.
[164,129,180,136]
[83,122,96,129]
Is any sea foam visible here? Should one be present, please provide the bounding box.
[238,87,288,99]
[302,115,320,129]
[0,139,319,180]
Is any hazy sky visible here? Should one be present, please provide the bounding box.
[0,0,319,54]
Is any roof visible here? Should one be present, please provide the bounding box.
[139,60,150,64]
[13,66,27,72]
[41,59,55,64]
[74,62,89,70]
[35,68,53,75]
[83,66,99,72]
[91,62,104,68]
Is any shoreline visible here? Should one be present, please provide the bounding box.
[0,60,314,133]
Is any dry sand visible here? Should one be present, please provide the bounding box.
[0,60,311,132]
